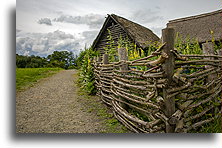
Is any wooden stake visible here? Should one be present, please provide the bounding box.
[162,28,176,133]
[202,42,217,83]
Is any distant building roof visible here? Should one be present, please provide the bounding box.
[92,14,160,49]
[167,9,222,43]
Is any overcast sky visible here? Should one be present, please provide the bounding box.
[16,0,221,57]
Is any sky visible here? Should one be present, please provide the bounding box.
[16,0,221,57]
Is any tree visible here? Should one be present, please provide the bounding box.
[47,51,75,69]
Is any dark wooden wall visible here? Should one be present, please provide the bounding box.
[94,19,132,56]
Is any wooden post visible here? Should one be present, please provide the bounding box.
[162,28,176,133]
[103,54,109,64]
[97,56,102,63]
[202,42,216,83]
[117,48,128,109]
[217,48,222,56]
[118,48,128,71]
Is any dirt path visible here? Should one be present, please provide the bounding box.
[16,70,106,133]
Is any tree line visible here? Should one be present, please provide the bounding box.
[16,51,77,69]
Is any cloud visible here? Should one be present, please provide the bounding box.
[131,9,163,24]
[16,30,82,57]
[53,13,105,29]
[38,18,52,26]
[82,30,99,46]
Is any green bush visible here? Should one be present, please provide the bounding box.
[77,47,98,94]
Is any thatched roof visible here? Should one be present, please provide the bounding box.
[167,9,222,43]
[92,14,160,49]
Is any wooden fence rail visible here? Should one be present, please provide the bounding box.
[93,28,222,133]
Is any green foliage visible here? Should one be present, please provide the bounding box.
[104,29,118,62]
[47,51,76,69]
[104,29,162,63]
[16,68,62,91]
[16,51,76,69]
[200,114,221,133]
[77,47,98,94]
[16,54,48,68]
[175,33,202,55]
[128,108,150,122]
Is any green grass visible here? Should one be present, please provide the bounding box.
[16,68,62,91]
[75,76,130,133]
[200,115,221,133]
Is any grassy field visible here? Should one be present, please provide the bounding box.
[16,68,62,91]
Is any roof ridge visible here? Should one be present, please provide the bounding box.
[169,9,222,23]
[110,14,152,31]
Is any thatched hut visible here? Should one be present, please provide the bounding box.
[167,9,222,44]
[92,14,160,57]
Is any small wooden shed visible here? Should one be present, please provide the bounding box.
[167,9,222,44]
[92,14,160,57]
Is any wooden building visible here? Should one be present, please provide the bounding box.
[167,9,222,44]
[92,14,160,57]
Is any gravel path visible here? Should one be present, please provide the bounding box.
[16,70,105,133]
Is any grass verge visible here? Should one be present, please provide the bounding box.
[16,68,62,91]
[75,73,130,133]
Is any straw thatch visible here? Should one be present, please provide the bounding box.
[92,14,160,54]
[167,9,222,43]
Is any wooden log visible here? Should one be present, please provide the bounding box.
[175,60,221,66]
[111,94,158,115]
[113,75,165,88]
[202,42,218,84]
[188,87,221,109]
[168,110,183,125]
[113,111,140,133]
[112,78,147,90]
[177,100,193,111]
[112,89,160,109]
[167,82,191,93]
[185,105,214,122]
[112,100,148,126]
[114,110,150,133]
[189,68,221,82]
[142,72,164,78]
[175,119,185,133]
[181,54,222,58]
[115,87,147,102]
[181,67,215,78]
[162,27,176,133]
[113,75,147,85]
[111,82,148,96]
[186,117,214,132]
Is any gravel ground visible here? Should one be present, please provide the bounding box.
[16,70,106,133]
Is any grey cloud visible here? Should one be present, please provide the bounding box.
[53,14,105,29]
[132,9,163,24]
[82,30,99,45]
[16,30,81,57]
[38,18,52,26]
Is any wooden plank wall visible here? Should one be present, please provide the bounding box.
[94,19,131,57]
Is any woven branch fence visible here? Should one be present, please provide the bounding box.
[93,28,222,133]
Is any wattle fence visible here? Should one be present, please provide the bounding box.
[93,28,222,133]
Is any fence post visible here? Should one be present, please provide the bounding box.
[218,49,222,66]
[162,28,176,133]
[97,56,102,63]
[202,42,216,83]
[117,48,128,109]
[118,48,128,71]
[103,54,109,64]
